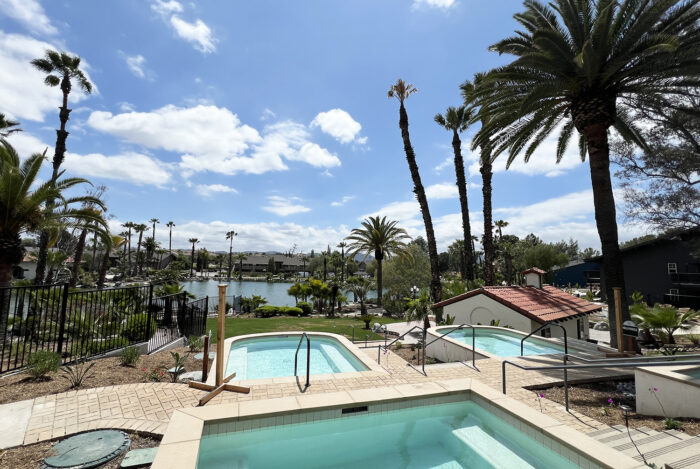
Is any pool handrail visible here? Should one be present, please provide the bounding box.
[423,324,476,372]
[501,356,700,412]
[520,322,568,357]
[383,325,424,350]
[294,332,311,388]
[565,352,700,363]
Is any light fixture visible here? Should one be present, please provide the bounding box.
[620,404,632,428]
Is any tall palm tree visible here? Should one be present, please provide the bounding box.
[461,74,496,286]
[301,255,309,279]
[31,50,93,285]
[470,0,700,347]
[0,114,21,139]
[122,222,134,272]
[494,220,509,240]
[226,230,237,279]
[336,241,347,282]
[150,218,159,241]
[166,221,175,255]
[234,253,247,280]
[133,223,147,275]
[69,207,106,287]
[345,216,412,307]
[98,234,125,288]
[189,238,199,277]
[0,142,105,334]
[435,105,475,281]
[388,79,442,306]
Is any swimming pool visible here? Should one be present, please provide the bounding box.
[197,400,576,468]
[678,366,700,380]
[223,334,370,380]
[444,327,564,357]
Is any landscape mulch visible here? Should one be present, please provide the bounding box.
[0,347,207,405]
[538,380,699,436]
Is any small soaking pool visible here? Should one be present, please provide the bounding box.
[443,327,565,357]
[197,400,577,468]
[223,334,369,380]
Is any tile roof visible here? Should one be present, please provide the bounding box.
[432,285,601,324]
[522,267,547,275]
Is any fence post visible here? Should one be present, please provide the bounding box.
[56,283,70,355]
[203,296,209,335]
[146,284,154,343]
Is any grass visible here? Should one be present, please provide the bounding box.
[205,316,402,343]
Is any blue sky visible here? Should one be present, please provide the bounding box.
[0,0,648,253]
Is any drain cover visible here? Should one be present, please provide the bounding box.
[42,430,130,469]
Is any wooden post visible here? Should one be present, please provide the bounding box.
[613,287,623,353]
[216,284,226,386]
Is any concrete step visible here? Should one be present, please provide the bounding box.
[667,448,700,469]
[613,431,683,457]
[587,426,622,438]
[595,428,650,444]
[632,437,700,468]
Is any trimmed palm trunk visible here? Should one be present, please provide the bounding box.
[98,245,111,288]
[70,229,87,287]
[451,129,475,281]
[135,231,144,275]
[375,249,384,306]
[480,145,495,286]
[398,102,442,309]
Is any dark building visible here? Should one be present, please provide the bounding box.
[552,260,600,288]
[588,228,700,309]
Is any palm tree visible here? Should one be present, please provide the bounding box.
[0,114,21,139]
[405,289,433,335]
[122,222,134,273]
[31,50,93,285]
[69,207,106,287]
[494,220,509,240]
[349,277,374,315]
[336,241,347,282]
[45,249,68,284]
[461,75,496,286]
[166,221,175,255]
[0,142,105,334]
[150,218,159,241]
[234,253,247,280]
[346,216,411,307]
[470,0,700,347]
[97,234,125,288]
[301,255,309,279]
[189,238,199,277]
[435,105,475,281]
[133,224,147,275]
[632,305,699,345]
[388,79,442,307]
[226,230,237,279]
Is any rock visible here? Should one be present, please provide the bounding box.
[178,371,203,382]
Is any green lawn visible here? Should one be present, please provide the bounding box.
[204,315,403,343]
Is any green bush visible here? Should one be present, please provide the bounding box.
[120,346,141,366]
[359,314,373,329]
[89,337,129,355]
[283,307,304,317]
[296,302,312,316]
[121,313,157,342]
[187,335,204,352]
[27,350,61,379]
[254,305,303,318]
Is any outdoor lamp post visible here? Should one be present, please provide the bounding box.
[620,404,631,428]
[411,285,419,299]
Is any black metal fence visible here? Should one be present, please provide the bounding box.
[0,283,209,373]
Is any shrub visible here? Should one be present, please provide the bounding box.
[254,305,303,317]
[121,313,157,342]
[27,350,61,379]
[359,314,373,329]
[283,307,304,317]
[664,418,683,430]
[89,337,130,355]
[296,302,312,316]
[187,335,204,353]
[169,351,189,383]
[120,346,141,366]
[687,334,700,346]
[61,360,95,388]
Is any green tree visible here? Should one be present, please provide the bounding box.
[234,253,247,280]
[150,218,159,241]
[494,220,508,240]
[469,0,700,347]
[346,216,411,307]
[226,230,237,279]
[632,305,699,345]
[388,79,442,308]
[0,114,21,138]
[122,222,135,274]
[405,289,433,341]
[133,223,147,275]
[524,244,569,276]
[435,105,475,281]
[188,238,199,277]
[382,243,431,301]
[31,50,93,285]
[98,234,124,288]
[166,221,175,255]
[348,277,374,315]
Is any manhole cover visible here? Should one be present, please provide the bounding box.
[42,430,130,469]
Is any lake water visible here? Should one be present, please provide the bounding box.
[180,280,296,306]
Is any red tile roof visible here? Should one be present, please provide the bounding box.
[522,267,546,275]
[432,285,601,324]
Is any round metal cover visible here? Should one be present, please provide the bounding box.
[42,430,130,469]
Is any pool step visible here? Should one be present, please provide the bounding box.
[588,424,700,468]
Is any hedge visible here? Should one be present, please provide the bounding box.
[254,305,304,318]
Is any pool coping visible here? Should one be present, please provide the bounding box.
[153,378,645,469]
[636,364,700,387]
[205,331,386,386]
[427,325,590,361]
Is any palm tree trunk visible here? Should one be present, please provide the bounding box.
[376,256,383,307]
[91,231,98,272]
[239,258,243,280]
[98,245,111,288]
[481,145,495,286]
[190,245,195,277]
[34,231,49,285]
[452,129,475,281]
[398,102,442,309]
[70,229,87,287]
[135,233,143,275]
[585,123,629,349]
[168,228,172,255]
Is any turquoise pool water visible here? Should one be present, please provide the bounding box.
[445,328,564,357]
[197,401,578,468]
[678,367,700,380]
[225,335,368,380]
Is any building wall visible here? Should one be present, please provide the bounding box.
[635,368,700,418]
[552,262,600,288]
[532,317,589,341]
[443,295,533,333]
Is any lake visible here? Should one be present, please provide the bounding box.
[180,280,297,306]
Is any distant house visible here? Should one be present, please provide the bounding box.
[588,227,700,309]
[552,260,601,288]
[239,254,305,274]
[432,268,601,340]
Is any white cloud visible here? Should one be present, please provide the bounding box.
[413,0,457,9]
[331,195,355,207]
[434,156,452,173]
[124,54,147,79]
[0,31,92,122]
[194,183,238,197]
[64,151,173,187]
[250,121,340,170]
[0,0,57,35]
[263,196,311,217]
[260,108,276,121]
[425,182,458,199]
[169,15,216,53]
[151,0,183,16]
[310,109,366,144]
[4,132,50,158]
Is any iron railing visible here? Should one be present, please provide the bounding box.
[663,293,700,309]
[294,332,311,388]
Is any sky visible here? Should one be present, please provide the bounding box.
[0,0,650,254]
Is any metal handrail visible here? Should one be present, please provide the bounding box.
[502,358,700,413]
[294,333,311,388]
[521,322,568,356]
[565,352,700,364]
[383,325,424,350]
[423,324,477,372]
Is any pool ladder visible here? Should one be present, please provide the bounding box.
[294,332,311,388]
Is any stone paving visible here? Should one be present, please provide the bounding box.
[15,345,620,447]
